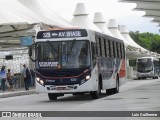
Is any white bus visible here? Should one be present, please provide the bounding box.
[136,57,159,79]
[29,28,127,100]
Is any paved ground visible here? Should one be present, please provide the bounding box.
[0,87,36,98]
[0,78,160,120]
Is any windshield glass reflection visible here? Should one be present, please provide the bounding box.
[36,40,90,69]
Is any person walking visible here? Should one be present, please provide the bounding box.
[30,69,35,86]
[0,66,7,92]
[21,64,31,90]
[6,69,14,91]
[13,74,18,90]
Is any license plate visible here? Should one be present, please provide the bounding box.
[57,87,66,90]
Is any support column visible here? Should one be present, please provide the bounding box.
[28,47,35,70]
[126,58,133,79]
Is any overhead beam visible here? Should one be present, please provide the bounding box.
[119,0,160,3]
[152,19,160,22]
[144,10,160,16]
[135,8,160,11]
[0,37,21,40]
[136,3,160,10]
[0,29,34,38]
[0,42,20,45]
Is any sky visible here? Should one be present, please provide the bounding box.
[48,0,159,34]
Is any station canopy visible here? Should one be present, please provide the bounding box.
[0,0,75,73]
[1,0,159,72]
[0,0,159,58]
[0,0,72,50]
[119,0,160,29]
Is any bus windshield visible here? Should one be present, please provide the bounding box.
[137,59,153,73]
[36,40,90,69]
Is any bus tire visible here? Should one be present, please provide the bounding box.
[90,81,100,99]
[72,92,84,96]
[113,75,119,94]
[48,93,57,100]
[72,93,79,96]
[99,75,102,94]
[106,89,113,95]
[79,92,85,95]
[90,91,99,99]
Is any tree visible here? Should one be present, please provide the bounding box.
[129,31,160,53]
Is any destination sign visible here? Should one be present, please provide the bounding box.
[37,29,88,39]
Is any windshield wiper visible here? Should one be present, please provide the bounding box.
[67,39,76,55]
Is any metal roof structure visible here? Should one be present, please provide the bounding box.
[0,0,73,73]
[0,1,159,59]
[70,3,156,58]
[0,0,72,50]
[119,0,160,29]
[0,1,159,72]
[71,3,102,32]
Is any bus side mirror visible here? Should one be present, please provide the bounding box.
[29,47,32,56]
[29,46,36,62]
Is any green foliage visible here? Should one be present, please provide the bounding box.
[129,31,160,53]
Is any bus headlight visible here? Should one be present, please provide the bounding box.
[36,77,40,82]
[85,75,91,80]
[36,77,44,86]
[80,75,91,85]
[40,80,44,85]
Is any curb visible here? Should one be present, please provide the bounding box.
[0,90,37,98]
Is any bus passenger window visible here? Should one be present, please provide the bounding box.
[99,37,102,56]
[121,44,123,59]
[116,42,120,58]
[108,40,111,57]
[110,41,114,58]
[122,44,125,58]
[91,42,96,60]
[112,41,114,58]
[103,39,107,57]
[95,37,100,57]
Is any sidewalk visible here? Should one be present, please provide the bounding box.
[0,87,36,98]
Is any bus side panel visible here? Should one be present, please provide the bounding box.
[106,58,126,89]
[100,58,115,90]
[119,59,127,86]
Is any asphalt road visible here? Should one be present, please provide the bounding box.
[0,78,160,120]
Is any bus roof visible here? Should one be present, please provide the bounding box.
[137,57,159,61]
[36,28,124,44]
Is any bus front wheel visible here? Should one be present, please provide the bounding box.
[90,83,101,99]
[48,93,57,100]
[90,91,99,99]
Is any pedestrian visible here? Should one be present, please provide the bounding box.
[6,69,14,91]
[0,66,7,92]
[30,69,35,86]
[13,74,18,90]
[21,64,31,90]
